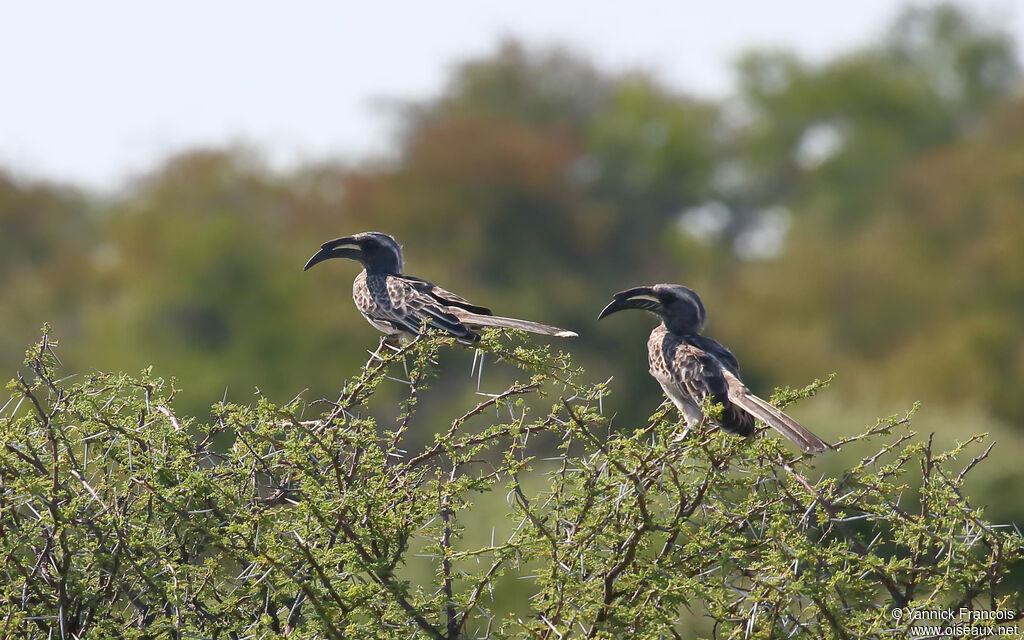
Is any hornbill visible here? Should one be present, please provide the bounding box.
[598,284,828,454]
[304,232,577,342]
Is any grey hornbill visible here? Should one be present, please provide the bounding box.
[599,284,828,454]
[304,232,577,342]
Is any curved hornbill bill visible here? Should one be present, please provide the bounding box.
[304,232,577,343]
[599,284,828,454]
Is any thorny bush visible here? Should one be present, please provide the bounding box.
[1,328,1022,639]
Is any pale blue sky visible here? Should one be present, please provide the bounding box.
[1,1,1019,190]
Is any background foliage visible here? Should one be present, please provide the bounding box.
[4,6,1023,422]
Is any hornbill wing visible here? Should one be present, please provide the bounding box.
[666,341,755,437]
[706,351,829,454]
[381,276,478,340]
[672,336,827,453]
[393,274,575,337]
[395,275,493,315]
[687,334,741,376]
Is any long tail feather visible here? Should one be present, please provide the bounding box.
[454,311,577,338]
[729,392,829,454]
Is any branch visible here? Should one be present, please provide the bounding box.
[781,461,909,608]
[406,382,541,468]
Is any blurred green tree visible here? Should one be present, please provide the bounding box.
[0,5,1022,478]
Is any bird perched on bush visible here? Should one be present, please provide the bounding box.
[304,231,577,342]
[599,284,828,454]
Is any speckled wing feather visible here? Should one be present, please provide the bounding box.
[680,332,827,452]
[351,271,575,340]
[648,325,827,452]
[396,275,493,315]
[667,337,756,437]
[352,272,477,340]
[647,326,749,434]
[395,275,575,337]
[382,275,477,338]
[687,334,741,376]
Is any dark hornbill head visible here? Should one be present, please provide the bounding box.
[598,284,707,335]
[303,231,404,274]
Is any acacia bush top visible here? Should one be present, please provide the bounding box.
[1,329,1021,639]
